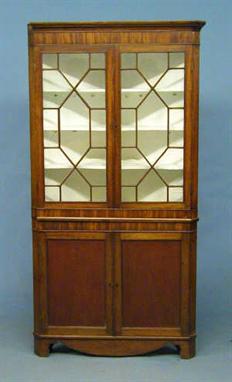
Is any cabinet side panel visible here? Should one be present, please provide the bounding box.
[29,46,44,207]
[122,240,181,327]
[47,239,105,326]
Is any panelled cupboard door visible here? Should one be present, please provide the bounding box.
[34,232,113,336]
[114,232,192,337]
[116,45,194,208]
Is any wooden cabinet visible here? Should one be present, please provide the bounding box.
[28,20,205,359]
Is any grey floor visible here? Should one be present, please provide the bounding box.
[0,307,231,382]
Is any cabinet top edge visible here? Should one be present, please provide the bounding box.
[28,20,206,31]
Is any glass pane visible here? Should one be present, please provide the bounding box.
[91,53,105,68]
[78,149,106,186]
[42,54,58,69]
[120,52,185,202]
[91,131,106,147]
[59,54,89,86]
[43,110,58,131]
[122,130,136,147]
[44,148,73,169]
[92,187,106,201]
[169,187,183,202]
[45,168,71,186]
[156,69,184,108]
[61,170,90,201]
[121,109,136,130]
[43,53,107,202]
[121,109,136,147]
[60,92,89,131]
[45,186,60,201]
[122,186,136,202]
[121,148,150,187]
[121,53,136,69]
[91,110,106,130]
[121,70,150,108]
[137,92,168,130]
[155,148,183,170]
[138,170,167,202]
[43,71,71,108]
[158,169,183,187]
[169,109,184,130]
[91,109,106,147]
[44,131,58,148]
[169,131,184,147]
[77,70,105,108]
[138,53,168,86]
[169,53,185,68]
[137,92,168,164]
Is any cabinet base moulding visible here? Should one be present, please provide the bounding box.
[34,336,196,359]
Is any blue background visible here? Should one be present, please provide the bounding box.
[0,1,231,381]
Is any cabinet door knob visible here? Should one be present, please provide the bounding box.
[108,283,119,288]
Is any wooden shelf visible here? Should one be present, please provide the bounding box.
[44,128,183,132]
[43,90,184,94]
[44,128,106,132]
[45,164,183,171]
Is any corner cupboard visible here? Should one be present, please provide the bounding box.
[28,20,205,358]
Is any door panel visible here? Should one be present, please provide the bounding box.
[47,239,105,326]
[35,46,116,208]
[113,45,194,209]
[42,52,107,203]
[37,232,113,335]
[115,233,187,336]
[120,51,185,203]
[122,240,181,327]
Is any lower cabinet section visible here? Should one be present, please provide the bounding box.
[34,230,196,358]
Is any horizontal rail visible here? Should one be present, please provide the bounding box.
[36,216,199,223]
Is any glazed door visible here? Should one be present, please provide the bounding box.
[115,45,194,208]
[36,47,115,207]
[33,45,193,209]
[35,232,113,336]
[114,233,191,337]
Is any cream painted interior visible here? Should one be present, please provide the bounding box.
[42,52,185,203]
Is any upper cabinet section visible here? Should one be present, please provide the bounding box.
[29,21,205,212]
